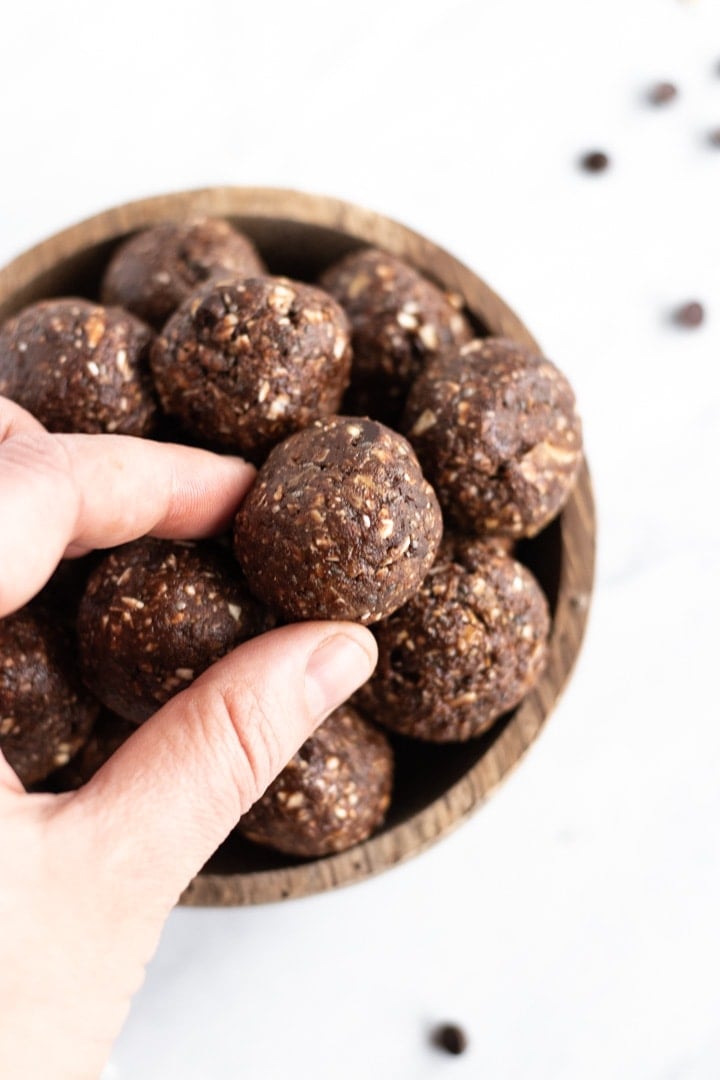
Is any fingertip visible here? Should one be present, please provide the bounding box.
[304,625,377,720]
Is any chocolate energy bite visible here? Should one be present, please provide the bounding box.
[77,538,274,724]
[151,276,352,459]
[355,543,550,742]
[238,705,393,857]
[0,608,100,785]
[234,416,443,624]
[101,217,265,328]
[403,338,583,538]
[319,247,473,424]
[0,299,156,435]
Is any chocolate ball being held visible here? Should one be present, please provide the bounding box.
[319,247,473,424]
[355,540,550,741]
[150,276,352,459]
[403,337,582,538]
[0,299,157,435]
[101,217,265,328]
[0,607,100,785]
[77,538,275,725]
[234,416,443,624]
[238,705,393,857]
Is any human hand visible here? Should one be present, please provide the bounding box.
[0,397,377,1080]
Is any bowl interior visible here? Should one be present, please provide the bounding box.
[0,189,594,904]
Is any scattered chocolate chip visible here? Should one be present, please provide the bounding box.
[648,81,678,105]
[580,150,610,173]
[708,128,720,148]
[434,1024,468,1056]
[674,301,705,328]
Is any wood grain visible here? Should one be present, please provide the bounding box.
[0,188,596,906]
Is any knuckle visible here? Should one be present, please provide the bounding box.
[194,678,286,811]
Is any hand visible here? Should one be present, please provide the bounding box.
[0,398,377,1080]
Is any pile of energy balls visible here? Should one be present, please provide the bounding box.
[0,218,583,860]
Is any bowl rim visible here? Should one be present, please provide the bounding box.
[0,187,596,906]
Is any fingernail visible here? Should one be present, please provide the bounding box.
[305,633,376,719]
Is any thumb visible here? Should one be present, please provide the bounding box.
[63,622,377,908]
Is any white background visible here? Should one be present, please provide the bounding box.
[2,1,720,1077]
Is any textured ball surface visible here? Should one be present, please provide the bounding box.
[238,705,393,857]
[0,608,100,785]
[151,276,352,458]
[320,247,473,424]
[101,217,265,328]
[0,298,156,435]
[78,538,274,724]
[234,416,443,624]
[403,337,583,538]
[355,537,550,741]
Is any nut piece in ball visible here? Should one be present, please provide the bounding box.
[238,705,393,857]
[77,539,275,725]
[355,539,550,741]
[319,247,473,424]
[150,276,352,459]
[0,608,100,785]
[101,217,265,328]
[0,299,157,435]
[403,338,582,538]
[234,416,443,624]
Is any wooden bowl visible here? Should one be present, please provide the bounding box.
[0,187,596,905]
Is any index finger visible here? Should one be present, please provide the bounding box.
[0,397,255,617]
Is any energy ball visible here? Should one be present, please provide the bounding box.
[355,541,550,742]
[150,276,352,459]
[238,705,393,857]
[0,299,157,435]
[319,247,473,424]
[0,608,100,785]
[77,538,275,724]
[51,711,135,792]
[101,217,265,328]
[234,416,443,624]
[403,338,583,538]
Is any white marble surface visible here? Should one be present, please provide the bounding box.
[2,1,719,1076]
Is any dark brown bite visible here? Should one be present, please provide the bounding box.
[234,416,443,624]
[0,608,100,785]
[648,81,678,106]
[403,338,582,538]
[150,276,352,459]
[433,1024,468,1056]
[355,544,550,742]
[674,301,705,328]
[580,150,610,173]
[0,298,157,435]
[77,538,275,725]
[238,705,393,857]
[101,217,265,329]
[319,247,473,425]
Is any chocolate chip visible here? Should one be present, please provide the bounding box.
[433,1024,468,1056]
[580,150,610,173]
[674,301,705,328]
[648,81,678,105]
